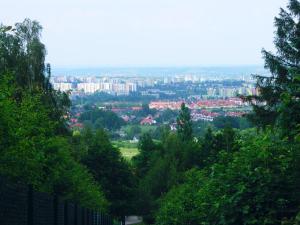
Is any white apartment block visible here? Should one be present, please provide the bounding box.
[53,83,72,92]
[54,81,138,95]
[77,83,101,93]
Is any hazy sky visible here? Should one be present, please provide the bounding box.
[1,0,286,67]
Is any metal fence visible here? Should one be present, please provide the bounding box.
[0,177,114,225]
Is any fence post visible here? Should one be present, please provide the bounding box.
[53,195,58,225]
[86,209,91,225]
[101,212,104,225]
[74,204,78,225]
[27,185,33,225]
[90,210,94,225]
[81,208,85,225]
[64,201,68,225]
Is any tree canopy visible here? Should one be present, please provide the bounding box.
[243,0,300,137]
[152,1,300,224]
[0,19,136,214]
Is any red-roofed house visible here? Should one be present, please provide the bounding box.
[140,115,157,125]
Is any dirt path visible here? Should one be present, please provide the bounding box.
[125,216,143,225]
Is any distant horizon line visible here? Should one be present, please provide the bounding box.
[52,64,265,69]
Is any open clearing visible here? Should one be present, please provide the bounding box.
[119,147,139,160]
[113,140,139,160]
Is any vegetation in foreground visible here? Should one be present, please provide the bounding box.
[131,1,300,224]
[1,0,300,224]
[0,19,136,223]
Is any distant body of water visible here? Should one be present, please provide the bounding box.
[52,65,268,78]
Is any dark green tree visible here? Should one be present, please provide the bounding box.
[176,103,193,141]
[213,116,240,129]
[0,19,48,90]
[0,20,109,211]
[156,131,300,225]
[0,19,70,134]
[0,74,107,210]
[141,103,151,116]
[133,133,158,177]
[127,125,142,139]
[244,0,300,137]
[156,109,178,123]
[81,129,136,220]
[198,127,236,168]
[79,108,125,131]
[222,124,236,152]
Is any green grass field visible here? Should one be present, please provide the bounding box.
[112,140,139,160]
[119,147,139,160]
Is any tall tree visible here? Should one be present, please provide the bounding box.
[244,0,300,137]
[0,19,47,89]
[156,131,300,225]
[133,133,157,177]
[176,103,193,141]
[0,74,107,210]
[0,20,108,211]
[0,19,70,134]
[81,129,136,220]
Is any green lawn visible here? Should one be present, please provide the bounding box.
[112,140,139,160]
[119,147,139,160]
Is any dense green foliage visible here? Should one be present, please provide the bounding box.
[2,1,300,224]
[126,125,142,139]
[177,103,193,141]
[132,120,240,223]
[0,19,137,218]
[79,108,125,130]
[0,73,108,210]
[0,20,109,210]
[73,91,156,105]
[244,0,300,137]
[156,131,300,225]
[156,109,178,124]
[134,110,300,224]
[212,116,252,130]
[77,128,136,219]
[132,2,300,224]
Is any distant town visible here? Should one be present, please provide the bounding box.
[51,68,259,98]
[49,67,260,141]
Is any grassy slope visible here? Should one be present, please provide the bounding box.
[119,147,139,160]
[113,140,139,160]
